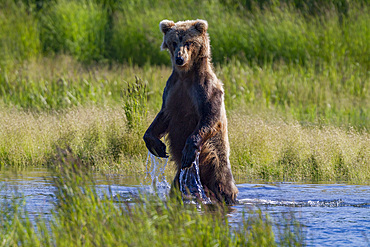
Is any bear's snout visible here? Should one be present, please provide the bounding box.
[174,45,188,67]
[175,56,185,66]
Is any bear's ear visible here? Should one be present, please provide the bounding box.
[159,20,175,34]
[194,19,208,34]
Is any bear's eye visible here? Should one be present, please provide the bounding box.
[172,42,177,48]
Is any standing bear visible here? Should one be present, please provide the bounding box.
[143,19,238,204]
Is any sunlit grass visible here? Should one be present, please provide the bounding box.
[0,106,147,173]
[229,114,370,183]
[0,104,369,183]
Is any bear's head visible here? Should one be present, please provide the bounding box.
[159,19,210,72]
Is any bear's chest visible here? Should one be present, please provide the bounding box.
[165,81,198,118]
[165,80,200,155]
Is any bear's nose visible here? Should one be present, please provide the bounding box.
[175,57,184,66]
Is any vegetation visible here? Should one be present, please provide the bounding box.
[1,0,369,68]
[1,57,368,127]
[0,103,368,183]
[230,115,370,183]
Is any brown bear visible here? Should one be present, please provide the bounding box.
[143,19,238,204]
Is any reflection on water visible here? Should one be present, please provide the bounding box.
[1,168,369,247]
[234,183,370,247]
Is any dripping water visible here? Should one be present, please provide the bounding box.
[145,151,171,198]
[179,152,211,204]
[145,151,211,204]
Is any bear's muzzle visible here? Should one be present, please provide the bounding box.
[175,56,185,66]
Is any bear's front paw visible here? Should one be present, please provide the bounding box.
[143,133,168,158]
[181,142,197,169]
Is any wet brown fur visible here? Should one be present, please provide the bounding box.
[143,19,238,204]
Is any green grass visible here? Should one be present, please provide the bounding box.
[39,0,108,63]
[0,57,166,111]
[1,57,368,128]
[1,0,369,68]
[219,61,369,129]
[0,153,305,246]
[0,0,40,67]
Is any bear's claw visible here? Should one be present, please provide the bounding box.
[144,134,168,158]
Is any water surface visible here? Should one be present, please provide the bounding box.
[1,168,369,246]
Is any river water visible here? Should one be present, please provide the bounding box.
[0,167,369,246]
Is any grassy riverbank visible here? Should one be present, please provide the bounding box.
[1,103,369,183]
